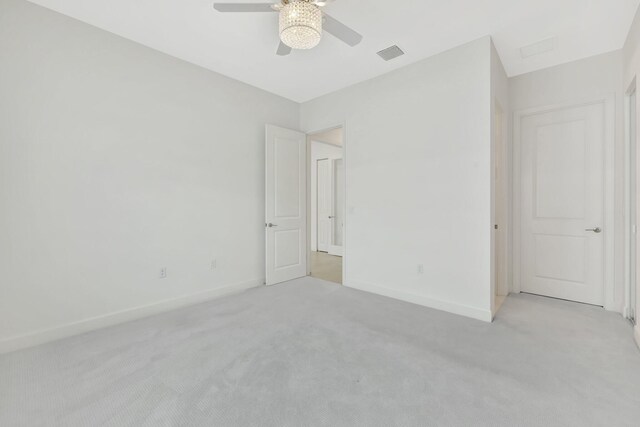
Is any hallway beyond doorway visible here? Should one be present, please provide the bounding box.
[310,251,342,284]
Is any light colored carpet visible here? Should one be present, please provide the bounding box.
[1,276,639,426]
[310,251,343,284]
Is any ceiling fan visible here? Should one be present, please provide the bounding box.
[213,0,363,56]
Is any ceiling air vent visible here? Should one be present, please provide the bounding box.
[520,37,557,59]
[377,45,405,61]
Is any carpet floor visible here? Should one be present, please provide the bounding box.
[1,276,639,426]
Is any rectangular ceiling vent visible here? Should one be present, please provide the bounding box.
[377,45,405,61]
[520,37,557,59]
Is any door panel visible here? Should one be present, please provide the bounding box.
[266,125,307,286]
[274,138,302,218]
[521,103,605,305]
[274,229,302,268]
[535,120,586,219]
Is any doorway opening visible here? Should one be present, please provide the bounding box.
[513,96,615,308]
[307,126,344,284]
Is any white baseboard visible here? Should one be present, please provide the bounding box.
[634,326,640,352]
[346,280,493,322]
[0,279,261,354]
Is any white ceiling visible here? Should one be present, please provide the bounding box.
[27,0,640,102]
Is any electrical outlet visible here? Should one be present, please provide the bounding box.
[160,268,167,279]
[417,264,424,275]
[211,259,217,270]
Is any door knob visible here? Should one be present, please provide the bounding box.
[266,223,278,228]
[585,227,602,233]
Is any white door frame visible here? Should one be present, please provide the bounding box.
[625,79,637,321]
[306,123,347,284]
[512,94,616,310]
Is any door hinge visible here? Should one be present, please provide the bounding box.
[494,224,499,230]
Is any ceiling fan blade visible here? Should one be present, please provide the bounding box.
[322,13,363,47]
[213,3,276,12]
[276,41,292,56]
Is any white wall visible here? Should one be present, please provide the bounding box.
[509,51,625,312]
[0,0,299,352]
[310,141,343,251]
[623,5,640,347]
[301,37,494,321]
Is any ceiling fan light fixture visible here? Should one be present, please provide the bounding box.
[279,0,322,50]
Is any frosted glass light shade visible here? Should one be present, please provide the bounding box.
[279,1,322,50]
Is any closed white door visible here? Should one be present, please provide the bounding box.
[265,125,307,286]
[520,102,605,305]
[317,159,332,252]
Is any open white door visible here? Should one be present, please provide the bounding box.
[265,125,307,286]
[328,158,344,256]
[317,159,332,252]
